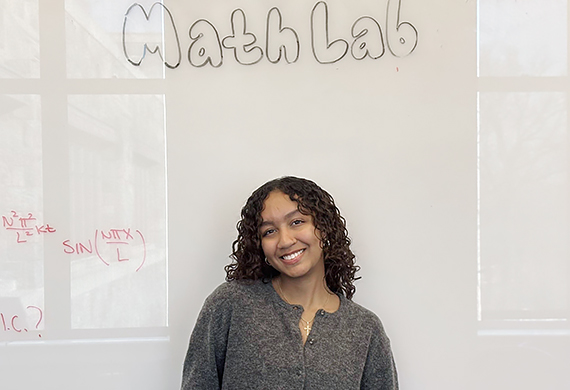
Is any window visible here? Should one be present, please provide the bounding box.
[477,0,569,334]
[1,0,167,341]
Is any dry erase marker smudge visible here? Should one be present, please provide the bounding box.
[122,0,419,69]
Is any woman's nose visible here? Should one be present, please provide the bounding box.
[277,229,296,248]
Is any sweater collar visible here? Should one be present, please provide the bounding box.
[261,278,345,317]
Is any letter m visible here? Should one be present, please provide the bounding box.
[122,3,181,69]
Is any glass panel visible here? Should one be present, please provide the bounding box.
[68,94,167,328]
[65,0,166,79]
[0,95,44,339]
[479,92,568,320]
[0,0,40,78]
[479,0,567,77]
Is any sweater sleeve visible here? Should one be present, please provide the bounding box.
[360,317,398,390]
[181,285,233,390]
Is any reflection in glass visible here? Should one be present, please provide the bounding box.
[0,95,44,337]
[478,0,567,77]
[479,92,568,320]
[65,0,165,79]
[68,94,167,328]
[0,0,40,78]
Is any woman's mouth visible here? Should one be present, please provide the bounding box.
[280,249,305,264]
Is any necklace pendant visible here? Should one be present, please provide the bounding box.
[304,322,311,336]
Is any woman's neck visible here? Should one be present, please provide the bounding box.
[273,274,335,313]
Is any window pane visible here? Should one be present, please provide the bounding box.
[479,92,568,320]
[0,95,44,339]
[68,94,167,328]
[479,0,567,77]
[0,0,40,78]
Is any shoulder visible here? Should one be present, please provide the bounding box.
[202,279,269,310]
[340,297,387,334]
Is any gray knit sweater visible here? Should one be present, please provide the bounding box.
[181,280,398,390]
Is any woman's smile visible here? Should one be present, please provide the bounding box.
[280,248,305,264]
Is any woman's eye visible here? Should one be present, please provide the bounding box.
[262,229,275,237]
[291,219,304,226]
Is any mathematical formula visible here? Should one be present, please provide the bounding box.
[1,211,147,272]
[63,228,147,272]
[1,211,56,243]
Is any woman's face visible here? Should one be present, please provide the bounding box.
[259,190,324,281]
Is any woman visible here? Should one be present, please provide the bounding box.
[181,176,398,389]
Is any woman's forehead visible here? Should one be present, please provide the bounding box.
[260,195,316,227]
[260,191,298,217]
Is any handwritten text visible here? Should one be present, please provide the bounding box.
[0,305,43,337]
[122,0,418,68]
[63,228,147,272]
[1,211,56,243]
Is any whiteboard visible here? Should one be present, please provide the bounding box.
[1,0,569,389]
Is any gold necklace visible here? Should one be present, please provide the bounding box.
[276,278,331,336]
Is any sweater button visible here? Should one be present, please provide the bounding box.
[308,338,315,345]
[319,310,325,316]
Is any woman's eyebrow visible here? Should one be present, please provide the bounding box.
[260,209,301,228]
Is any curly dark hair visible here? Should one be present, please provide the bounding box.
[225,176,360,299]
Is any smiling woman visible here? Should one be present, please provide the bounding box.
[181,176,398,390]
